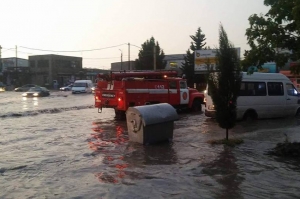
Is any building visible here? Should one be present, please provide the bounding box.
[85,68,110,83]
[111,61,136,71]
[0,57,29,86]
[164,54,185,76]
[29,54,82,87]
[280,61,300,89]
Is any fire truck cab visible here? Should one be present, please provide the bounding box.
[94,71,204,118]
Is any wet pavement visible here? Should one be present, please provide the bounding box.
[0,91,300,198]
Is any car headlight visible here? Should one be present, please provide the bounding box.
[33,93,39,96]
[22,93,27,97]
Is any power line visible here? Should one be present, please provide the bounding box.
[131,44,141,49]
[19,43,128,52]
[83,57,120,60]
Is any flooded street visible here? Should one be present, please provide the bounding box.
[1,91,300,199]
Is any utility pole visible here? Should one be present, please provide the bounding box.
[128,43,130,70]
[16,45,18,86]
[0,45,2,73]
[119,49,123,70]
[153,45,156,70]
[15,45,18,70]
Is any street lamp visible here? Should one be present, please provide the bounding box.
[119,49,123,70]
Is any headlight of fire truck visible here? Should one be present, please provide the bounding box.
[95,95,101,102]
[208,105,215,110]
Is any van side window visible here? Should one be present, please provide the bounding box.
[239,82,266,96]
[267,82,284,96]
[286,83,298,96]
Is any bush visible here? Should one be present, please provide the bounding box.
[268,142,300,157]
[208,138,244,147]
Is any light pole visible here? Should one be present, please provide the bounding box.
[119,49,123,70]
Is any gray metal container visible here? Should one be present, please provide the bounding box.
[126,103,179,145]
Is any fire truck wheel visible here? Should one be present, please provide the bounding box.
[192,99,202,112]
[115,110,126,119]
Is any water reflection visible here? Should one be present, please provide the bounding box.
[124,142,178,166]
[88,119,178,184]
[33,97,38,106]
[22,97,39,110]
[88,119,129,184]
[202,146,244,199]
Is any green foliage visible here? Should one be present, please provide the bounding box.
[189,27,206,51]
[180,49,194,86]
[207,24,242,140]
[181,27,206,86]
[135,37,166,70]
[244,0,300,74]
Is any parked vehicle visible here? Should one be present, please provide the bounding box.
[91,84,96,94]
[22,87,50,97]
[15,84,40,92]
[204,72,300,120]
[0,82,5,92]
[94,70,204,117]
[71,80,93,94]
[60,84,73,91]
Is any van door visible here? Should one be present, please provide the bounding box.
[267,82,286,117]
[179,81,189,104]
[285,83,299,116]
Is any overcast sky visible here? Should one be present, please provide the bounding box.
[1,0,270,69]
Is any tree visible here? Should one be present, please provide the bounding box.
[244,0,300,74]
[180,49,194,86]
[135,37,166,70]
[181,27,206,86]
[207,24,242,140]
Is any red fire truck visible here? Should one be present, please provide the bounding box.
[94,70,204,118]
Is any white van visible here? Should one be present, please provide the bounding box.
[71,80,93,94]
[204,72,300,120]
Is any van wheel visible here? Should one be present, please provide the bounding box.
[192,99,202,112]
[296,108,300,118]
[243,111,257,121]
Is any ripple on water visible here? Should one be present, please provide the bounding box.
[1,92,300,198]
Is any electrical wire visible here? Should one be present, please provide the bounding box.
[130,44,141,49]
[19,43,128,52]
[83,57,120,60]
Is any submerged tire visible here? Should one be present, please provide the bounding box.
[115,110,126,120]
[296,108,300,118]
[243,110,257,121]
[192,99,202,112]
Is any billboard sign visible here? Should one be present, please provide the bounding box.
[194,48,240,72]
[247,62,277,73]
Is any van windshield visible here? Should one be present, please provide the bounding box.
[73,83,87,87]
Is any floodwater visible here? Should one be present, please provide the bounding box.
[0,91,300,199]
